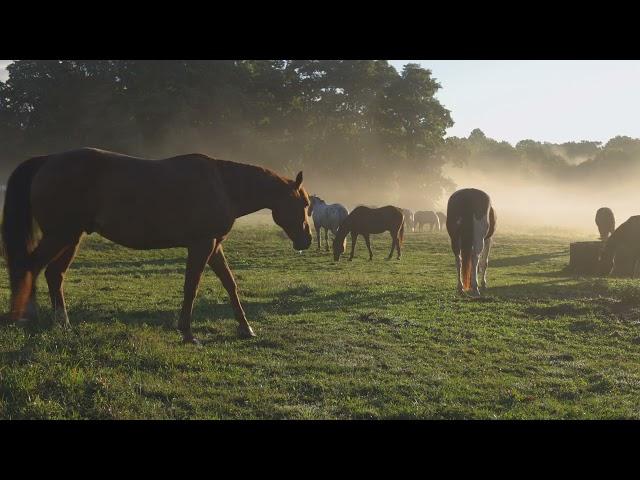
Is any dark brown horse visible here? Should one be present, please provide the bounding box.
[1,148,312,344]
[598,215,640,277]
[332,206,404,261]
[595,207,615,240]
[446,188,496,297]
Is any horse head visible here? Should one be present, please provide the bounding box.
[272,172,313,251]
[332,228,347,261]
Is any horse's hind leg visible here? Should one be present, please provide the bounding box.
[9,233,77,324]
[178,239,215,345]
[387,235,397,260]
[451,240,464,294]
[208,243,255,338]
[44,235,82,328]
[364,234,373,260]
[479,237,493,290]
[324,228,330,251]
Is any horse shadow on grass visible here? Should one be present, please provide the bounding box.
[490,251,567,268]
[23,285,417,345]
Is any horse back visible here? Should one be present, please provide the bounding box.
[29,148,235,248]
[348,205,403,234]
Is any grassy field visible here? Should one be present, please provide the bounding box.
[1,218,640,419]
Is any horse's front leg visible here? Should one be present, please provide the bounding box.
[349,232,358,261]
[208,243,255,338]
[316,226,321,250]
[324,228,330,251]
[364,234,373,260]
[178,239,215,345]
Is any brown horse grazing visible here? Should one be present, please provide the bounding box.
[332,206,404,261]
[446,188,496,297]
[1,148,312,344]
[595,207,615,240]
[598,215,640,277]
[414,210,440,232]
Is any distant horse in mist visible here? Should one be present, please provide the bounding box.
[599,215,640,277]
[309,195,349,251]
[595,207,615,240]
[415,211,440,232]
[401,208,415,232]
[446,188,496,297]
[436,212,447,229]
[333,206,404,261]
[1,148,312,344]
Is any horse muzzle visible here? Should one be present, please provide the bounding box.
[293,235,312,251]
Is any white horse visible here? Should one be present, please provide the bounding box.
[401,208,415,232]
[309,195,349,251]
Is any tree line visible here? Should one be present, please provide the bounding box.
[1,60,638,209]
[0,60,456,207]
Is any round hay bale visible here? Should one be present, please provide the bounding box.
[569,241,603,274]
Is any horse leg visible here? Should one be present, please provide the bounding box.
[178,239,215,345]
[8,233,76,323]
[387,235,397,260]
[396,231,402,260]
[208,243,255,339]
[469,252,481,297]
[364,234,373,260]
[349,232,358,261]
[324,227,329,252]
[44,236,82,329]
[479,237,493,290]
[451,240,464,294]
[316,226,321,250]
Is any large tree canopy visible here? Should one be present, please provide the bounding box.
[0,60,454,208]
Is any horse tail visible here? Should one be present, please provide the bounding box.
[460,215,474,290]
[2,156,47,293]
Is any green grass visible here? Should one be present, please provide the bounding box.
[2,219,640,419]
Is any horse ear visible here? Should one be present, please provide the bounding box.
[295,171,303,188]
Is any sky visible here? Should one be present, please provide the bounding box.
[389,60,640,145]
[2,60,639,145]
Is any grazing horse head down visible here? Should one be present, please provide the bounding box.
[271,171,313,251]
[414,210,440,232]
[446,188,496,297]
[598,215,640,277]
[333,205,404,262]
[595,207,615,241]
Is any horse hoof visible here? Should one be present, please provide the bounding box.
[238,325,256,339]
[16,317,33,327]
[468,289,481,298]
[183,336,202,347]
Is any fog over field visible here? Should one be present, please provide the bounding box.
[1,60,639,237]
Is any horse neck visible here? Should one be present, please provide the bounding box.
[216,160,288,218]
